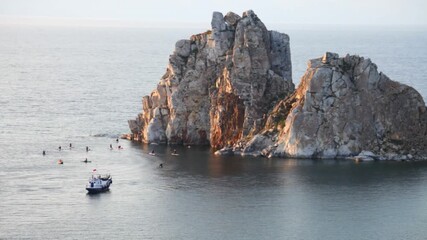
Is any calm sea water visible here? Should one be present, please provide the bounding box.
[1,24,427,239]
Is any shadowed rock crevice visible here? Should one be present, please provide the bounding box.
[210,90,245,149]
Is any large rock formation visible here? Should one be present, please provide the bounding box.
[225,52,427,160]
[129,10,294,148]
[128,11,427,160]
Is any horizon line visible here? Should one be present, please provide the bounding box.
[1,15,426,30]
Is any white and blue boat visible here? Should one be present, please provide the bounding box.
[86,170,112,194]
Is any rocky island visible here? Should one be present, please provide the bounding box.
[128,10,427,160]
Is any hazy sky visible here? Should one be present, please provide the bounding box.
[1,0,426,27]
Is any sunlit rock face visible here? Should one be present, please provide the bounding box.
[235,53,427,159]
[128,10,294,147]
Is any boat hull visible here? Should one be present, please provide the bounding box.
[86,186,110,194]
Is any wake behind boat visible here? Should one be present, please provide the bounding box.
[86,170,112,194]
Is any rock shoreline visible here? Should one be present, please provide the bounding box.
[214,146,427,162]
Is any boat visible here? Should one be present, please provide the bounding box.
[86,170,112,194]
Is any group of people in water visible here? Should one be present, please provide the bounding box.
[54,143,91,152]
[43,139,123,165]
[43,138,181,169]
[150,149,179,168]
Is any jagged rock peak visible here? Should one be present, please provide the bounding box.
[224,12,241,26]
[211,12,226,31]
[243,10,256,18]
[128,10,294,148]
